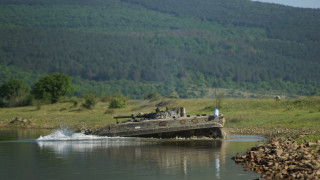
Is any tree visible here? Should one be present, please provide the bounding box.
[0,79,30,107]
[32,73,73,104]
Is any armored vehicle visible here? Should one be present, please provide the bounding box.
[92,107,225,138]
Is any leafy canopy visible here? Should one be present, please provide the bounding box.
[0,78,29,100]
[0,78,30,107]
[32,73,73,104]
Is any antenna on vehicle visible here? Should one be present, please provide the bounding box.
[215,88,217,108]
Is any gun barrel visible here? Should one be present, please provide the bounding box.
[114,115,135,119]
[113,113,155,121]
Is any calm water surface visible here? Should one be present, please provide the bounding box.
[0,129,264,180]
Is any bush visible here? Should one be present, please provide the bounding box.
[1,95,33,108]
[10,95,33,107]
[81,93,97,109]
[0,78,31,107]
[109,95,127,109]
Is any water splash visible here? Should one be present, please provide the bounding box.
[35,128,149,156]
[36,128,108,141]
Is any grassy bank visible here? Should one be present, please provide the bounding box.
[0,96,319,135]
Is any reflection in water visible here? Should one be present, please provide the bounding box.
[215,157,220,179]
[0,129,263,180]
[32,130,263,179]
[37,137,227,178]
[37,139,144,154]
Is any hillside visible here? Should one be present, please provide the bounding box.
[0,0,319,98]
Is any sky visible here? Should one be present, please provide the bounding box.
[251,0,320,8]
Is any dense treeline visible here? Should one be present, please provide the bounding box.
[0,73,73,107]
[122,0,320,42]
[0,0,319,98]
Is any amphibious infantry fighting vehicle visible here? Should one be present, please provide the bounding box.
[92,107,225,138]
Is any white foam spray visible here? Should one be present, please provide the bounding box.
[36,128,109,141]
[35,128,143,156]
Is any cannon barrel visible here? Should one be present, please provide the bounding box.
[114,114,137,119]
[114,114,148,119]
[114,113,156,121]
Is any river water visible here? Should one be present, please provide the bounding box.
[0,128,264,180]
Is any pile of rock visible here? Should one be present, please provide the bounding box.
[233,140,320,179]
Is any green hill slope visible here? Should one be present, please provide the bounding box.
[0,0,319,98]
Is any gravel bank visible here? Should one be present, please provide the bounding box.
[232,132,320,179]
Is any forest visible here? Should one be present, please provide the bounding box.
[0,0,319,98]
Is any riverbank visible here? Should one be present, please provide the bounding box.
[232,138,320,179]
[228,126,320,179]
[1,96,319,130]
[1,97,319,140]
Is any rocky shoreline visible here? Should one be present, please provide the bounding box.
[226,127,320,138]
[232,138,320,179]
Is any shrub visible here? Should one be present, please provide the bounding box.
[0,79,31,107]
[7,95,33,107]
[81,93,97,109]
[109,95,127,109]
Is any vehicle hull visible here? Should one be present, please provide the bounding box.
[93,115,225,138]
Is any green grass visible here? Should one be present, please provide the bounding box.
[0,96,320,133]
[295,132,320,144]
